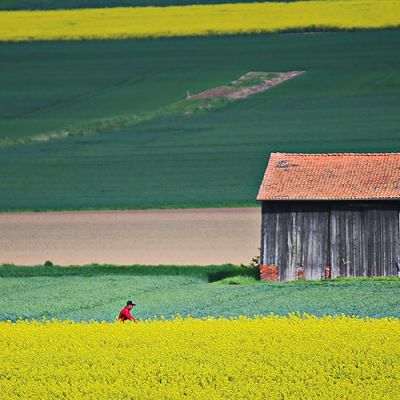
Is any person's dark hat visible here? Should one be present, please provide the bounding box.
[127,300,136,306]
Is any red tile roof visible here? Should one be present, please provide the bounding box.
[257,153,400,201]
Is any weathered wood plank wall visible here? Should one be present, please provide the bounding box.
[261,201,400,281]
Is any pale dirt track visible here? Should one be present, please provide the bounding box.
[0,208,260,266]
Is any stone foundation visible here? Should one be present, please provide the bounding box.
[259,265,279,281]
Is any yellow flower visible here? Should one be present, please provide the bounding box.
[1,315,399,399]
[0,0,398,42]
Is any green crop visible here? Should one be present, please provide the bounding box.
[0,31,399,210]
[1,264,400,321]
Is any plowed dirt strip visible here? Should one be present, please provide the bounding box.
[0,208,260,266]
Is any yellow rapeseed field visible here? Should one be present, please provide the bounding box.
[1,315,400,399]
[0,0,398,41]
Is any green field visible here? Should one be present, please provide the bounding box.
[1,265,400,321]
[1,30,399,210]
[1,41,234,143]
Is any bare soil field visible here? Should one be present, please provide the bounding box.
[0,208,260,266]
[189,71,304,100]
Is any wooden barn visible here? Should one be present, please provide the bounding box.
[257,153,400,281]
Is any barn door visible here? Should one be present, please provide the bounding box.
[364,206,399,277]
[330,204,364,278]
[330,203,400,278]
[261,202,330,281]
[287,207,330,281]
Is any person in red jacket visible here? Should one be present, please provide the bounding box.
[118,300,137,322]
